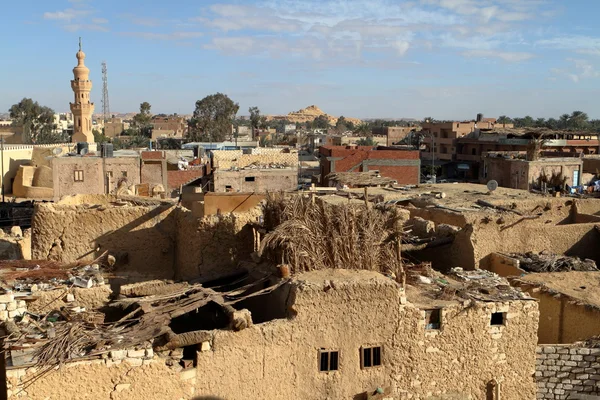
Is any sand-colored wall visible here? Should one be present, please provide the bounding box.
[7,359,195,400]
[196,273,539,400]
[202,193,265,216]
[512,283,600,344]
[213,150,298,170]
[31,202,178,281]
[175,208,260,281]
[31,201,259,283]
[213,169,298,193]
[481,252,525,277]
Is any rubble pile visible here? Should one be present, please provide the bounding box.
[406,264,532,303]
[510,251,598,273]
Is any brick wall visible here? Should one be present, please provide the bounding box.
[167,169,204,191]
[537,344,600,399]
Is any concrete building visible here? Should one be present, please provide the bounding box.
[482,152,583,191]
[319,145,421,186]
[52,155,141,199]
[211,148,298,192]
[372,126,416,146]
[69,39,95,143]
[152,115,187,138]
[104,117,125,138]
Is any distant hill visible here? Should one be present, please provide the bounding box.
[268,105,362,126]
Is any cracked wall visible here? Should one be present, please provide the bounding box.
[195,270,539,400]
[31,199,259,283]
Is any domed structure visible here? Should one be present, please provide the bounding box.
[69,38,95,143]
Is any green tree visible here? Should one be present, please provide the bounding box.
[190,93,239,142]
[132,102,152,136]
[356,137,376,146]
[9,98,57,144]
[313,115,329,129]
[353,123,372,136]
[569,111,589,130]
[559,114,570,129]
[497,115,512,124]
[336,116,348,131]
[249,106,261,133]
[535,118,546,127]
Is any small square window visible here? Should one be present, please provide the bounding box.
[425,309,441,330]
[121,171,128,177]
[74,170,84,182]
[319,350,339,372]
[245,176,256,182]
[361,346,382,369]
[491,312,505,326]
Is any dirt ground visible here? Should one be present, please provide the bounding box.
[518,271,600,307]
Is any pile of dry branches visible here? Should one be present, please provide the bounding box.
[260,193,405,275]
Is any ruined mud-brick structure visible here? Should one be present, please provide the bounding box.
[2,269,538,400]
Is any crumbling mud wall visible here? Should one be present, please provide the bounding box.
[31,197,260,284]
[31,201,178,281]
[175,207,261,282]
[7,357,196,400]
[195,270,539,400]
[536,344,600,400]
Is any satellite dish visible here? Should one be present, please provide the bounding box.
[80,148,89,156]
[52,147,63,156]
[487,180,498,192]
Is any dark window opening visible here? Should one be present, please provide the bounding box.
[245,176,256,182]
[361,346,382,369]
[491,312,505,326]
[121,171,128,177]
[472,148,477,155]
[319,350,339,372]
[425,309,441,330]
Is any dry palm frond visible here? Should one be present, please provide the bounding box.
[260,194,405,275]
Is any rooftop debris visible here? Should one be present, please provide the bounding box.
[4,275,283,386]
[260,193,404,276]
[406,264,532,303]
[0,251,115,291]
[326,171,397,188]
[509,251,598,273]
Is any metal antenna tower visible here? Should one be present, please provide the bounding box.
[101,61,110,123]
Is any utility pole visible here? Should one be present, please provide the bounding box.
[1,136,5,202]
[431,132,436,184]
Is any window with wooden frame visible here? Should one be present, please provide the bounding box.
[319,349,339,372]
[74,170,84,182]
[360,346,382,369]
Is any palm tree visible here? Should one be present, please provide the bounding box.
[570,111,589,130]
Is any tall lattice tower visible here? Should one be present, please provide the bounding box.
[101,61,110,123]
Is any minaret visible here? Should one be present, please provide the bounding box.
[70,37,95,143]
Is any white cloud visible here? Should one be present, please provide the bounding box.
[121,31,203,41]
[462,49,534,62]
[551,58,600,83]
[43,2,108,32]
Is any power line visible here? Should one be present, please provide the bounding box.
[101,61,110,124]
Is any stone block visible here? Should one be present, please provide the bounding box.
[572,355,584,361]
[0,311,8,320]
[548,354,560,359]
[8,310,21,318]
[584,356,596,362]
[109,350,126,360]
[145,348,153,358]
[578,348,592,355]
[16,301,25,308]
[557,348,570,354]
[544,347,557,354]
[200,341,211,352]
[127,349,145,358]
[124,358,143,367]
[180,368,196,381]
[0,294,14,303]
[6,303,16,311]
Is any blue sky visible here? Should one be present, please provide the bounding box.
[2,0,600,120]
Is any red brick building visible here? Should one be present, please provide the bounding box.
[319,145,420,186]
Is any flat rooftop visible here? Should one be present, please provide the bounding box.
[515,271,600,308]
